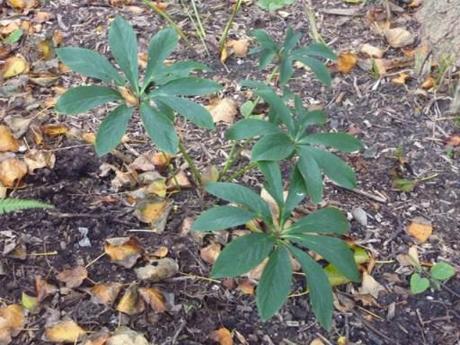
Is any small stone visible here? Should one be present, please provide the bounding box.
[352,207,368,226]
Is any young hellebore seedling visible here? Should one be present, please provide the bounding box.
[192,162,361,330]
[410,261,456,294]
[55,16,221,162]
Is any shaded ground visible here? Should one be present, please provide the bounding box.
[1,0,459,344]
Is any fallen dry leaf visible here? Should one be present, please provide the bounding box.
[138,287,166,312]
[118,86,139,107]
[44,320,86,343]
[129,152,157,171]
[0,126,20,152]
[41,124,69,137]
[6,0,37,10]
[152,152,172,169]
[3,116,32,138]
[358,271,385,298]
[145,179,167,198]
[407,217,432,242]
[210,327,233,345]
[56,266,88,288]
[310,339,326,345]
[135,258,179,282]
[24,149,55,173]
[106,327,149,345]
[37,39,53,60]
[200,243,221,265]
[421,76,435,90]
[35,275,58,302]
[391,72,410,85]
[2,55,29,79]
[200,164,219,184]
[21,292,38,313]
[81,329,110,345]
[167,170,191,190]
[207,98,238,124]
[134,199,169,223]
[336,52,358,73]
[446,135,460,147]
[0,158,28,187]
[152,246,169,258]
[0,304,24,345]
[116,285,145,315]
[409,0,422,7]
[104,237,143,268]
[237,279,255,295]
[227,39,250,57]
[360,43,384,58]
[88,282,122,306]
[384,28,415,48]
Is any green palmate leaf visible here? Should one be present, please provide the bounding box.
[282,27,301,52]
[253,88,294,131]
[154,95,214,129]
[430,262,456,281]
[294,55,331,86]
[297,146,323,204]
[279,56,294,85]
[154,61,209,84]
[410,273,430,294]
[283,167,306,221]
[289,245,333,330]
[95,104,134,156]
[153,77,221,96]
[256,246,292,320]
[299,110,327,129]
[109,16,139,92]
[287,208,349,235]
[252,133,295,161]
[225,119,281,140]
[212,233,274,278]
[139,102,178,153]
[308,147,357,189]
[56,47,124,85]
[290,234,360,282]
[191,206,256,231]
[144,28,178,88]
[56,86,122,114]
[296,43,336,60]
[206,182,272,223]
[251,29,278,52]
[301,133,362,153]
[259,50,278,69]
[4,28,23,44]
[258,161,284,209]
[257,0,295,11]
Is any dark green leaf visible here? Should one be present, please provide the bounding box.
[294,55,331,86]
[258,161,284,209]
[108,16,139,92]
[259,49,277,69]
[191,206,256,231]
[225,119,281,140]
[256,246,292,320]
[283,167,306,221]
[282,27,301,52]
[288,245,333,330]
[287,207,349,235]
[301,133,362,152]
[299,110,327,129]
[56,47,124,84]
[251,29,278,52]
[289,234,360,282]
[279,56,294,85]
[95,104,133,156]
[297,146,323,204]
[252,133,295,161]
[153,61,209,85]
[212,233,274,278]
[253,88,294,131]
[154,95,214,129]
[295,43,336,60]
[153,77,221,96]
[206,182,272,223]
[55,86,122,114]
[139,102,178,153]
[308,147,357,189]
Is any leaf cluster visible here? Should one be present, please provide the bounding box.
[410,262,456,294]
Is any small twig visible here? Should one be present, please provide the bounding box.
[331,182,388,203]
[29,251,58,256]
[85,253,106,269]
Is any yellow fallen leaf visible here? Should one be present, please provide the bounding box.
[152,152,172,169]
[207,97,238,124]
[118,86,139,107]
[42,124,69,137]
[152,246,169,258]
[56,266,88,288]
[391,72,410,85]
[0,304,24,344]
[81,329,110,345]
[24,149,55,173]
[336,52,358,73]
[106,327,149,345]
[407,217,432,242]
[0,125,20,152]
[384,28,415,48]
[210,328,233,345]
[0,158,28,187]
[310,339,326,345]
[116,285,145,315]
[2,55,29,79]
[360,43,384,58]
[89,282,122,306]
[7,0,37,10]
[421,76,435,90]
[409,0,422,7]
[44,320,86,343]
[37,39,53,60]
[81,132,96,144]
[145,179,167,198]
[21,292,38,312]
[134,199,169,224]
[237,279,255,295]
[220,45,229,64]
[200,242,221,265]
[138,287,166,312]
[226,39,250,57]
[200,164,219,184]
[104,237,143,268]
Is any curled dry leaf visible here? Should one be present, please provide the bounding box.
[407,217,432,243]
[0,158,28,187]
[6,0,37,10]
[107,327,149,345]
[391,72,410,85]
[421,76,435,90]
[44,320,86,343]
[167,170,191,190]
[200,243,221,265]
[237,279,255,295]
[129,152,157,172]
[336,52,358,73]
[152,246,169,258]
[56,266,88,288]
[227,39,250,57]
[118,86,139,107]
[3,116,32,138]
[360,43,384,58]
[0,126,20,152]
[384,28,415,48]
[210,327,233,345]
[145,179,167,198]
[2,55,29,79]
[41,124,69,137]
[138,287,166,312]
[207,98,238,124]
[152,152,172,169]
[104,237,143,268]
[116,285,145,315]
[81,329,110,345]
[24,150,55,173]
[134,199,169,224]
[89,282,123,306]
[358,271,385,299]
[201,164,219,185]
[0,304,24,345]
[35,275,58,302]
[446,135,460,147]
[135,258,179,282]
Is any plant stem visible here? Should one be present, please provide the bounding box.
[142,0,189,43]
[180,0,210,56]
[219,0,243,53]
[223,162,258,182]
[178,140,202,186]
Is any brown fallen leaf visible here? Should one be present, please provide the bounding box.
[104,237,144,268]
[152,246,169,258]
[0,158,28,187]
[44,320,86,343]
[336,52,358,73]
[446,135,460,147]
[116,285,145,315]
[118,86,139,107]
[56,266,88,288]
[360,43,384,58]
[409,0,422,7]
[167,170,192,190]
[391,72,410,85]
[129,151,157,172]
[358,271,385,299]
[81,329,110,345]
[0,126,20,152]
[6,0,37,10]
[0,304,25,345]
[210,327,233,345]
[106,327,149,345]
[135,258,179,282]
[24,149,55,173]
[138,287,166,312]
[384,28,415,48]
[152,152,172,169]
[2,55,29,79]
[207,98,238,124]
[310,339,326,345]
[35,275,58,302]
[88,282,122,306]
[200,243,221,265]
[407,217,432,243]
[421,76,435,90]
[237,279,255,295]
[37,39,53,60]
[226,39,250,57]
[145,179,167,198]
[41,124,69,137]
[3,116,32,138]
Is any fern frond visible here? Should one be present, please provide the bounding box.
[0,198,53,215]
